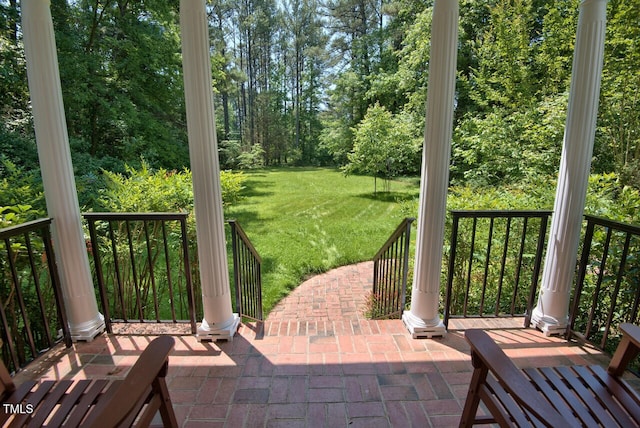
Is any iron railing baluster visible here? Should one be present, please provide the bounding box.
[0,219,71,372]
[84,213,196,333]
[228,220,263,322]
[569,215,640,356]
[496,218,512,316]
[512,218,528,315]
[371,218,414,319]
[445,210,552,327]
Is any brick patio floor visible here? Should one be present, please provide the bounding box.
[14,261,637,427]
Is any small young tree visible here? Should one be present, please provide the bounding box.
[343,103,420,193]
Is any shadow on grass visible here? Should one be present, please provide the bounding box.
[356,191,419,203]
[239,176,276,198]
[224,208,266,225]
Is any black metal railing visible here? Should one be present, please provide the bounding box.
[228,220,263,321]
[84,213,197,334]
[444,210,552,327]
[0,219,71,373]
[371,218,414,319]
[568,215,640,355]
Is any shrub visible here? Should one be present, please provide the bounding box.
[98,161,246,212]
[220,170,245,206]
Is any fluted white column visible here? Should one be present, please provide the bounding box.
[180,0,239,340]
[21,0,104,341]
[403,0,458,339]
[531,0,607,335]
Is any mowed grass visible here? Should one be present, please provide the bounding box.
[224,167,420,315]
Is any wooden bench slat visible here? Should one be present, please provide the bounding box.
[61,379,111,427]
[573,365,637,427]
[591,364,640,424]
[477,384,511,427]
[44,379,94,428]
[1,336,177,428]
[27,380,76,427]
[537,366,600,427]
[460,326,640,428]
[7,381,58,428]
[556,365,619,427]
[486,375,537,427]
[0,380,37,425]
[524,368,583,427]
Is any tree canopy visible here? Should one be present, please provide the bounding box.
[1,0,639,198]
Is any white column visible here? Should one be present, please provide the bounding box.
[21,0,104,341]
[180,0,239,340]
[403,0,458,339]
[531,0,607,335]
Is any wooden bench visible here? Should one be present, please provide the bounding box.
[460,323,640,427]
[1,336,178,427]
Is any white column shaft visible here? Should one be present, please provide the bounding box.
[403,0,458,338]
[532,0,607,335]
[21,0,104,341]
[180,0,238,339]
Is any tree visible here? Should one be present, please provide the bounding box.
[50,0,189,170]
[469,0,539,111]
[319,0,386,164]
[596,0,640,188]
[343,103,420,193]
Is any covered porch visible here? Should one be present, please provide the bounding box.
[4,0,640,425]
[15,0,612,345]
[12,262,638,427]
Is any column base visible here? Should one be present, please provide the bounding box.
[402,311,447,339]
[530,308,568,337]
[197,313,240,342]
[70,313,106,342]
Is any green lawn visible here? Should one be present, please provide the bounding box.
[224,167,420,315]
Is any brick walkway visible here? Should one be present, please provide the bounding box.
[16,262,626,427]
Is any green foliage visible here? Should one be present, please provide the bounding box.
[0,204,39,228]
[452,94,567,185]
[584,173,640,224]
[225,167,419,314]
[597,0,640,189]
[48,1,189,171]
[220,170,246,205]
[99,164,193,213]
[0,158,45,217]
[98,162,246,211]
[343,103,421,191]
[238,145,266,170]
[219,140,243,169]
[470,0,538,110]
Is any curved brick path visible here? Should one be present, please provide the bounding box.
[267,261,372,322]
[262,262,378,337]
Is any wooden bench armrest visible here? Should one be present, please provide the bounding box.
[464,329,572,427]
[608,323,640,376]
[82,336,176,427]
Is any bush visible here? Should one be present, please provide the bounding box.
[238,145,265,169]
[98,161,246,212]
[220,170,246,206]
